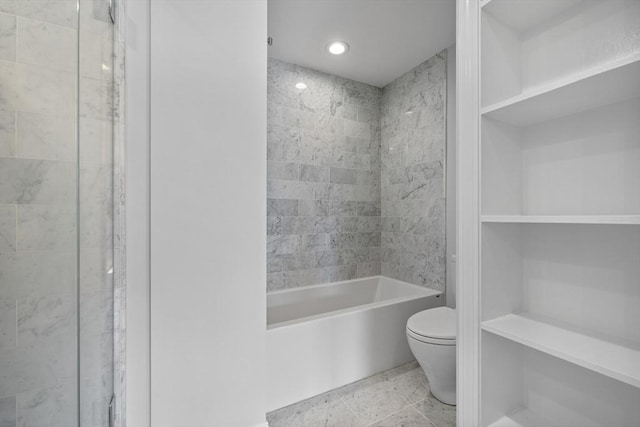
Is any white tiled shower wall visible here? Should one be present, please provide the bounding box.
[0,1,115,426]
[267,51,446,292]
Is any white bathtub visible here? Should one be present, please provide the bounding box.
[266,275,443,411]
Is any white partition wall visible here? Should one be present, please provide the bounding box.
[458,0,640,425]
[149,1,267,426]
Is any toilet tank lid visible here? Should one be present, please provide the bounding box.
[407,307,456,339]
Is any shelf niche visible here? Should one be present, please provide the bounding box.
[482,98,640,217]
[482,333,640,427]
[481,0,640,108]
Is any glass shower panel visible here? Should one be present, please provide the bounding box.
[78,0,115,426]
[0,0,115,426]
[0,1,80,425]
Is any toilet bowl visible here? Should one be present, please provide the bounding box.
[406,306,456,405]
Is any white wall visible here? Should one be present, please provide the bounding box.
[446,44,457,308]
[124,0,151,425]
[149,1,267,426]
[125,0,268,426]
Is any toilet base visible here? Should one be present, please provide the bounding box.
[408,335,457,406]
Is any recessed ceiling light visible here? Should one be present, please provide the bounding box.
[327,41,349,55]
[295,82,307,90]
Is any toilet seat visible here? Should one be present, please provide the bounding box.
[407,306,456,345]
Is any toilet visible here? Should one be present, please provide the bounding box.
[406,306,456,405]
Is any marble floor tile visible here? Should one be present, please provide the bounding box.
[413,395,456,427]
[338,372,412,425]
[368,407,434,427]
[267,390,363,427]
[384,362,431,405]
[268,362,456,427]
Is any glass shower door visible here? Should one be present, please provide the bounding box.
[78,0,115,426]
[0,1,115,425]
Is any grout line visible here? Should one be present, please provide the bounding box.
[338,395,367,426]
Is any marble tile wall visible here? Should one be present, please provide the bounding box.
[267,59,382,291]
[380,51,447,291]
[267,52,447,292]
[0,1,115,426]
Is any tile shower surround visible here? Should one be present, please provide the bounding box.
[267,53,446,291]
[0,1,115,426]
[267,58,383,291]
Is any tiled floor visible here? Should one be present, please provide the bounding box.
[267,362,456,427]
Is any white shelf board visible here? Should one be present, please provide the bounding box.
[481,55,640,126]
[482,313,640,388]
[482,0,582,33]
[481,215,640,225]
[487,408,557,427]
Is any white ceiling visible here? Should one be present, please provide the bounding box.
[268,0,456,88]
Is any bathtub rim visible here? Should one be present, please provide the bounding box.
[267,275,442,330]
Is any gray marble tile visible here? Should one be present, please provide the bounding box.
[300,234,327,252]
[281,251,315,271]
[413,395,455,427]
[330,201,358,217]
[79,18,114,80]
[358,201,381,216]
[299,164,328,183]
[330,167,358,185]
[0,62,76,116]
[0,109,15,157]
[16,16,77,72]
[268,161,298,181]
[0,158,75,204]
[344,119,371,139]
[326,264,357,282]
[0,0,78,28]
[298,199,329,217]
[79,202,113,249]
[0,204,16,252]
[0,298,16,350]
[330,233,360,250]
[80,162,113,204]
[356,261,380,278]
[0,250,75,298]
[268,199,299,217]
[281,217,315,235]
[0,333,76,396]
[16,382,75,427]
[267,390,363,427]
[80,373,112,427]
[267,235,300,256]
[384,363,431,405]
[338,373,409,425]
[267,216,282,235]
[79,117,113,164]
[17,205,76,251]
[368,407,433,427]
[267,256,283,273]
[80,290,113,339]
[17,294,75,346]
[79,76,113,121]
[16,112,76,161]
[0,12,16,62]
[0,396,16,427]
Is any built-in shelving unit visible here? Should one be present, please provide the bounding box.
[481,56,640,126]
[483,313,640,388]
[479,0,640,425]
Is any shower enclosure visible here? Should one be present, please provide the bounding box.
[0,0,119,425]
